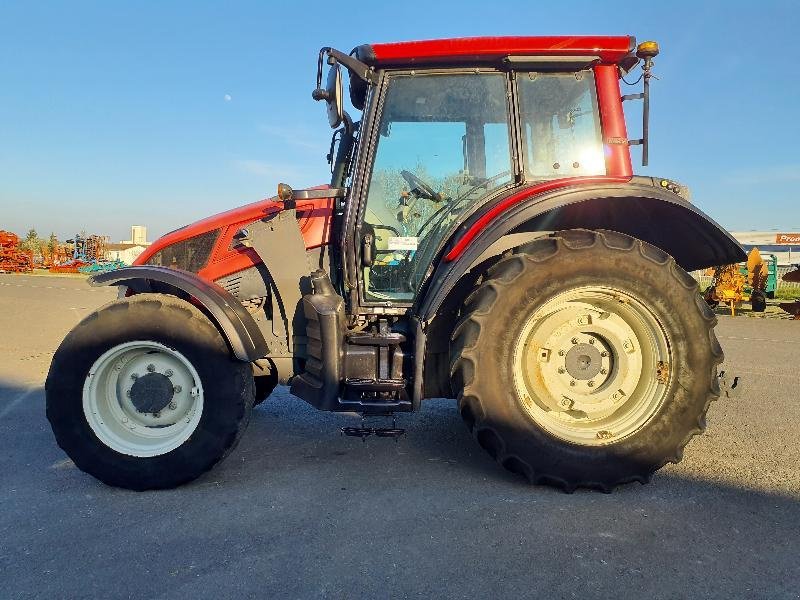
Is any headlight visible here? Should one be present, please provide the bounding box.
[145,229,220,272]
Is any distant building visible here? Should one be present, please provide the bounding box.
[730,231,798,266]
[105,243,146,265]
[122,225,149,246]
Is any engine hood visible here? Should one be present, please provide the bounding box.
[135,196,283,265]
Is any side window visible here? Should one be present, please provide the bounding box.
[361,72,512,302]
[518,71,605,179]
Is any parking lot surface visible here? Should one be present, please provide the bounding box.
[1,273,798,598]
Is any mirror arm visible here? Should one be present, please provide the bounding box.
[316,46,377,89]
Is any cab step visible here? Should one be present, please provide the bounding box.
[344,377,406,392]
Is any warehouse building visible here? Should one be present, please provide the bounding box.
[730,231,799,266]
[105,243,147,265]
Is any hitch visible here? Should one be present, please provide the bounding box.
[341,415,405,442]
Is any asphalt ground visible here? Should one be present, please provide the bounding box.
[1,273,798,599]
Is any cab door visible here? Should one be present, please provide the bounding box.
[357,70,516,305]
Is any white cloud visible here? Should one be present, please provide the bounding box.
[224,94,232,102]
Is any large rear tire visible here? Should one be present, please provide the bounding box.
[46,294,255,490]
[450,230,723,492]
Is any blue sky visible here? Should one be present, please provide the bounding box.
[1,0,798,242]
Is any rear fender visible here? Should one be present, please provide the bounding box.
[90,266,268,362]
[418,179,745,322]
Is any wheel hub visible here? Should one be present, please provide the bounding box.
[564,342,603,380]
[82,341,205,457]
[129,372,174,413]
[513,286,671,446]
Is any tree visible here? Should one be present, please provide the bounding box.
[20,229,42,253]
[47,233,58,255]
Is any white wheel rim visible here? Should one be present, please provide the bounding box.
[82,341,204,457]
[512,286,671,446]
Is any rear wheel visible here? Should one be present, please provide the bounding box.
[450,230,723,492]
[46,294,254,490]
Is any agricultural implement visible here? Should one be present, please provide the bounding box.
[46,35,745,492]
[780,266,800,318]
[0,230,33,273]
[50,233,122,274]
[704,248,776,314]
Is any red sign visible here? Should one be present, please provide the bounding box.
[776,233,800,245]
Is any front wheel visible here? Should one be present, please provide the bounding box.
[46,294,255,490]
[450,230,723,492]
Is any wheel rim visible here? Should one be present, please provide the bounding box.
[512,285,671,446]
[82,341,204,457]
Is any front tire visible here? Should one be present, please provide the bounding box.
[46,294,255,490]
[450,230,723,492]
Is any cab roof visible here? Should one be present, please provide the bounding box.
[354,35,637,69]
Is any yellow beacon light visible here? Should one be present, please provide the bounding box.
[636,40,660,60]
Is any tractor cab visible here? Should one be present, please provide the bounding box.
[311,37,657,312]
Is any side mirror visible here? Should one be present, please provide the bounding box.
[312,61,344,129]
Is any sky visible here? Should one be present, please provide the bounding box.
[1,0,799,242]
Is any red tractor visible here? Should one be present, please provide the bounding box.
[46,36,744,491]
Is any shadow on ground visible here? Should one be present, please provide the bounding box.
[1,382,797,599]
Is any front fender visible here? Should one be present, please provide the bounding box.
[418,178,745,322]
[90,266,268,362]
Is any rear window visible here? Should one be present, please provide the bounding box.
[146,229,219,272]
[518,71,605,179]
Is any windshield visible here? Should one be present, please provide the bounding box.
[361,72,513,302]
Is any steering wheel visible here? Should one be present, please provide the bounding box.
[415,171,512,240]
[401,170,441,202]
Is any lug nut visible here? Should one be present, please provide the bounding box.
[558,350,566,356]
[153,412,160,418]
[601,351,609,357]
[569,380,576,387]
[130,373,139,380]
[173,385,182,394]
[587,381,595,387]
[589,338,595,345]
[168,401,177,410]
[560,398,574,409]
[600,368,608,375]
[571,338,579,345]
[125,390,132,398]
[164,369,174,377]
[146,364,156,373]
[557,367,565,374]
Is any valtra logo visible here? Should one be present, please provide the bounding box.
[776,233,800,244]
